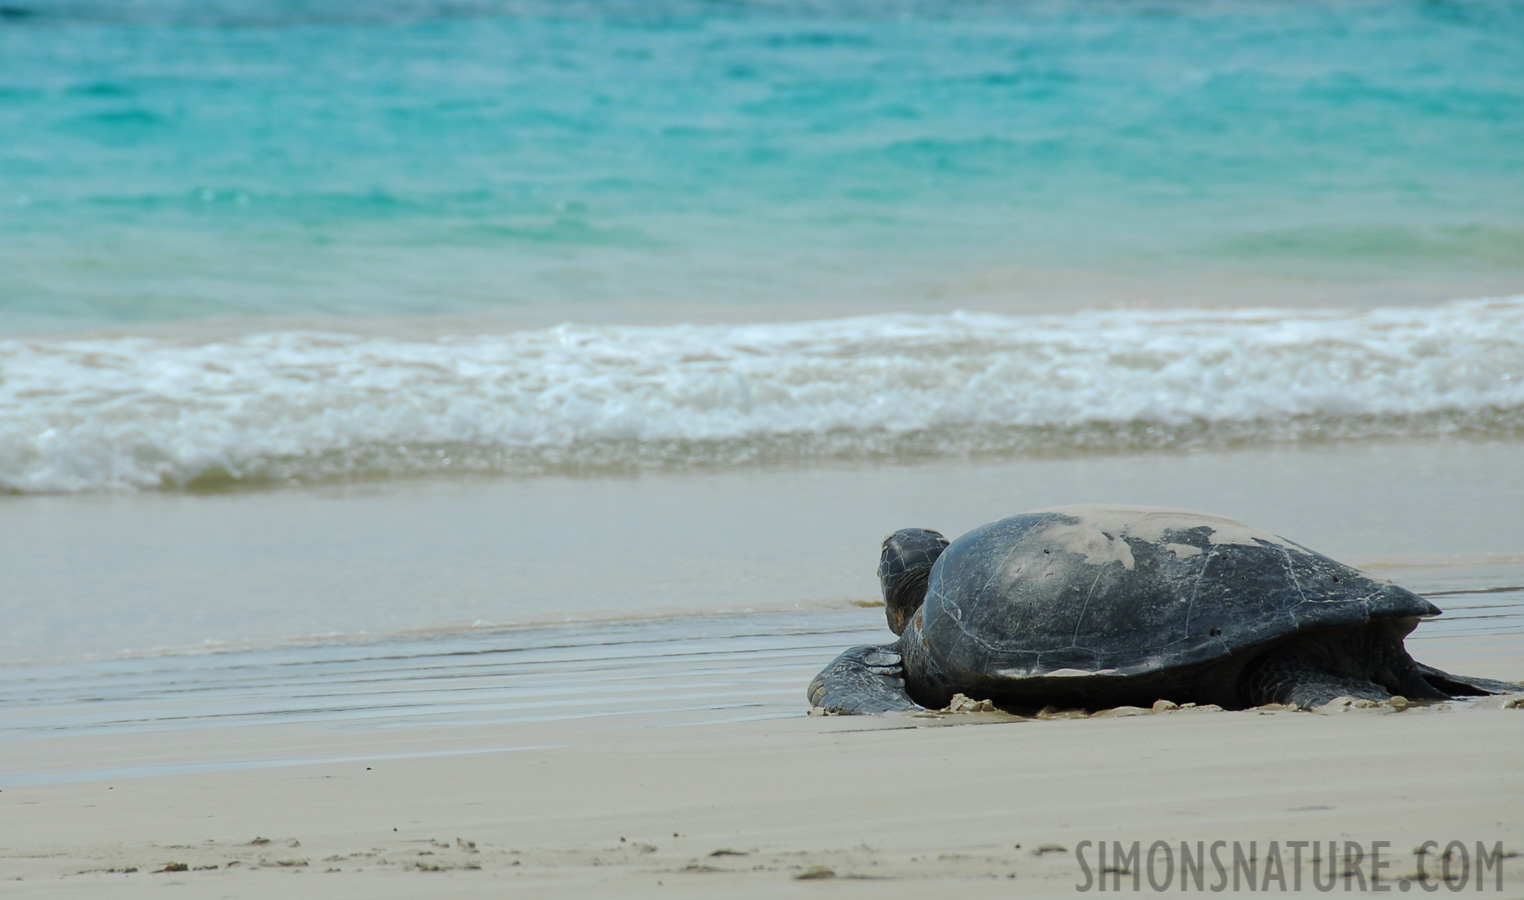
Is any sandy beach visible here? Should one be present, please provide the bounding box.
[5,689,1523,898]
[4,441,1522,897]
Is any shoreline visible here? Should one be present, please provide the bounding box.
[4,600,1517,787]
[9,273,1524,344]
[5,436,1522,665]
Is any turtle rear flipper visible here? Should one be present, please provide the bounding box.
[1241,647,1520,708]
[1413,661,1523,697]
[1239,647,1397,708]
[808,645,922,714]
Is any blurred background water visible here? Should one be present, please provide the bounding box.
[3,0,1522,493]
[3,0,1522,333]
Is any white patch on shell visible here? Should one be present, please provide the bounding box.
[1027,505,1293,571]
[1036,523,1137,570]
[1043,667,1120,678]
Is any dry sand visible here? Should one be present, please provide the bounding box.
[4,692,1522,898]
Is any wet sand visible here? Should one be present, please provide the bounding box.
[3,438,1522,663]
[2,440,1522,896]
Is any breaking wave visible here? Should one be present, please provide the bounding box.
[3,297,1522,493]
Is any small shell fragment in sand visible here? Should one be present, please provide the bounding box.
[1314,696,1408,714]
[1090,706,1147,717]
[795,866,836,880]
[945,693,996,713]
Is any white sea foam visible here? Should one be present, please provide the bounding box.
[2,298,1522,493]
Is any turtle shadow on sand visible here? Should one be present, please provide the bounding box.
[809,506,1521,716]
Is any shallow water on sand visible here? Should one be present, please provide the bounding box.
[4,438,1523,665]
[0,599,1516,788]
[1,440,1520,787]
[0,611,888,785]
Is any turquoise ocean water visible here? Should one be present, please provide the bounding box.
[5,0,1524,330]
[2,0,1523,492]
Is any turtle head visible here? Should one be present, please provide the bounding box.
[878,528,949,636]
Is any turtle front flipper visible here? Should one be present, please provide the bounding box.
[808,645,922,714]
[1412,662,1523,698]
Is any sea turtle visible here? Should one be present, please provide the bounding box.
[808,505,1518,713]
